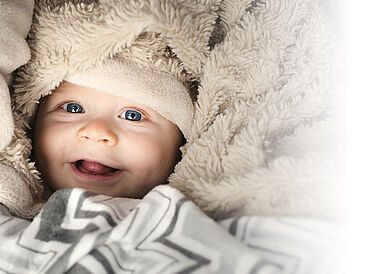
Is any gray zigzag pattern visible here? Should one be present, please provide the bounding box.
[39,189,212,273]
[0,205,58,273]
[36,189,117,243]
[70,190,211,273]
[0,187,342,274]
[133,191,210,273]
[42,190,130,273]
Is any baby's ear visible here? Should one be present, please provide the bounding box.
[0,77,14,151]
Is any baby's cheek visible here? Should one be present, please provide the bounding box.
[138,147,163,171]
[40,129,60,157]
[35,123,67,170]
[134,145,170,180]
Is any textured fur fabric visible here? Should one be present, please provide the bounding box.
[1,0,342,220]
[170,0,343,219]
[0,0,34,151]
[0,0,44,218]
[14,0,221,120]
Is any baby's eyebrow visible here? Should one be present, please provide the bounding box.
[45,93,66,103]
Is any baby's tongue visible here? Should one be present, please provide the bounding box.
[81,160,114,175]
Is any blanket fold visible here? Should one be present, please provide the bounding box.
[0,186,343,274]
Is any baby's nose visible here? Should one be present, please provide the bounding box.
[76,119,118,147]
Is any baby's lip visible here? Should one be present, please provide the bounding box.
[70,158,120,171]
[76,160,117,175]
[70,161,123,184]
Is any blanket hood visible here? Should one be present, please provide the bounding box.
[1,0,343,220]
[2,0,221,218]
[14,0,223,139]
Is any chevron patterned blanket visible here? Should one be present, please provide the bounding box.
[0,186,342,274]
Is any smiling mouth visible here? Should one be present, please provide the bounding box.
[74,160,119,176]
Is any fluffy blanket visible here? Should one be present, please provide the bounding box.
[0,185,343,274]
[0,0,343,221]
[0,0,32,150]
[0,0,44,218]
[169,0,343,219]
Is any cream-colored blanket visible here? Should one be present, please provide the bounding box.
[0,0,44,218]
[0,0,33,150]
[170,0,344,220]
[0,0,343,220]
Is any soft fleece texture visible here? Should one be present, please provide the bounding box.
[170,0,344,219]
[0,0,33,150]
[0,0,44,218]
[2,0,343,220]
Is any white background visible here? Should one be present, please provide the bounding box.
[344,1,375,273]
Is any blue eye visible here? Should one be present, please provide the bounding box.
[62,103,84,113]
[119,109,145,121]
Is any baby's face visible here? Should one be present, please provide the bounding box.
[33,81,183,198]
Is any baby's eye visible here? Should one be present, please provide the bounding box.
[119,109,145,121]
[62,102,85,113]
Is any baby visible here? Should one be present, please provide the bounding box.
[33,80,184,199]
[27,51,195,199]
[2,0,201,218]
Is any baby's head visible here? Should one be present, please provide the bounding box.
[31,59,193,198]
[34,81,183,198]
[13,1,210,200]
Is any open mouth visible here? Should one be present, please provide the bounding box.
[70,160,123,184]
[74,160,119,176]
